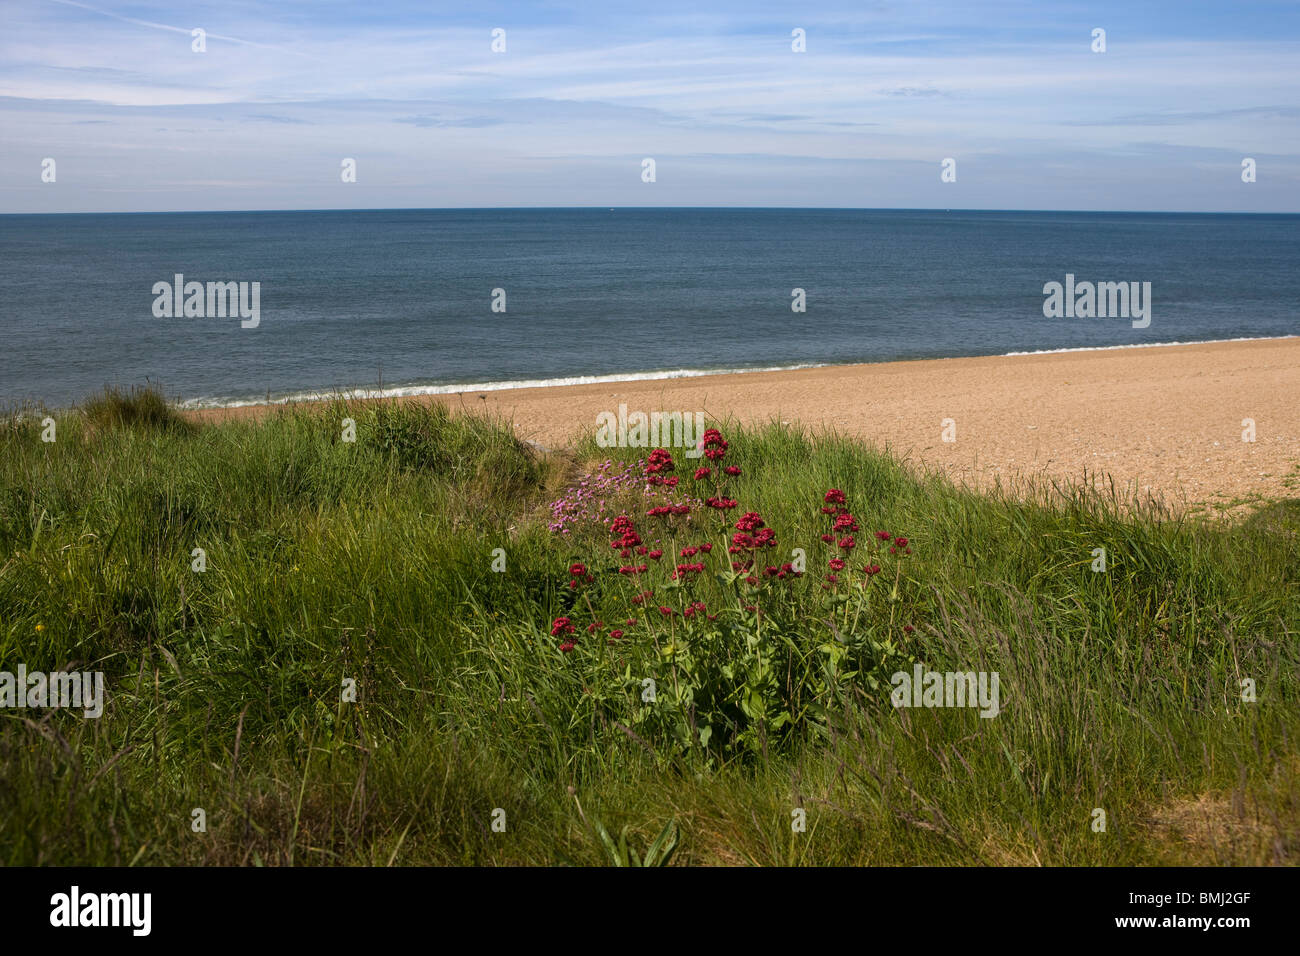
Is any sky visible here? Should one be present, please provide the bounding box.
[1,0,1298,213]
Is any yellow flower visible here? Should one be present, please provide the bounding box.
[34,624,45,633]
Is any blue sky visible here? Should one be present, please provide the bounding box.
[2,0,1298,212]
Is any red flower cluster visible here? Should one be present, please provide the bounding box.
[551,616,578,652]
[646,448,674,473]
[682,600,715,620]
[873,531,912,556]
[672,562,706,580]
[610,514,642,555]
[762,562,802,579]
[645,448,675,488]
[568,562,594,588]
[706,496,738,510]
[701,428,729,462]
[646,504,690,518]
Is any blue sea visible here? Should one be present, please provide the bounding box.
[0,208,1296,409]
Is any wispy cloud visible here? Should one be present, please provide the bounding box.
[0,0,1296,211]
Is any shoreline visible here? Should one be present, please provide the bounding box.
[175,334,1298,410]
[186,336,1300,510]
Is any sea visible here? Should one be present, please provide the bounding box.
[1,208,1296,409]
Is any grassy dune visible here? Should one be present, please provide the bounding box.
[0,388,1296,866]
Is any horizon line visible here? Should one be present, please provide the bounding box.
[4,205,1299,217]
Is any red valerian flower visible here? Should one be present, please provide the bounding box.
[568,562,594,588]
[610,629,625,640]
[833,513,859,533]
[672,562,705,579]
[699,542,714,553]
[820,533,835,543]
[700,428,729,461]
[647,549,663,560]
[550,617,576,637]
[732,532,755,549]
[894,537,909,548]
[559,641,575,653]
[829,558,846,571]
[753,528,777,548]
[611,515,636,535]
[724,465,741,476]
[824,488,846,506]
[694,466,712,480]
[863,564,882,576]
[735,511,765,532]
[903,625,915,634]
[658,606,675,616]
[587,621,604,633]
[837,536,856,551]
[680,546,699,557]
[706,496,738,510]
[647,506,673,518]
[874,531,892,541]
[612,530,642,551]
[744,575,759,586]
[646,448,675,474]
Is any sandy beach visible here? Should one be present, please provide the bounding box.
[191,337,1300,510]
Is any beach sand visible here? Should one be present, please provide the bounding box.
[191,338,1300,510]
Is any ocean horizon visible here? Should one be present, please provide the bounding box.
[3,207,1298,409]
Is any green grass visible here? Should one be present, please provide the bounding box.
[0,388,1296,865]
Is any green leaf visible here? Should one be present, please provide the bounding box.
[592,818,623,867]
[643,818,680,867]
